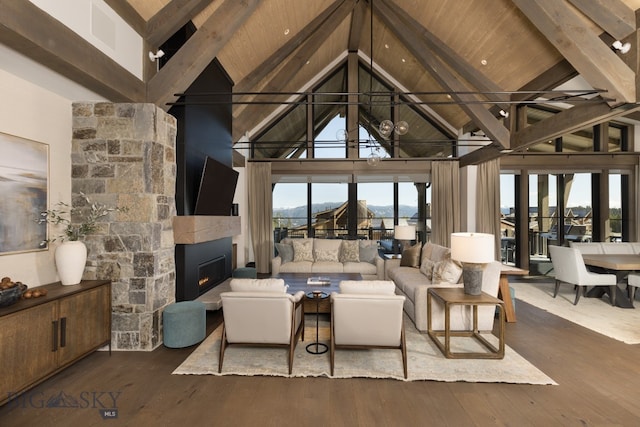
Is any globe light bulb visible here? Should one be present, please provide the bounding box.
[394,121,409,135]
[379,120,393,137]
[367,150,381,166]
[336,129,348,142]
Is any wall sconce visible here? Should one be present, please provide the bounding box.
[612,40,631,54]
[451,232,495,295]
[148,49,165,62]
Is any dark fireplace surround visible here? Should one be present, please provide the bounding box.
[171,59,235,301]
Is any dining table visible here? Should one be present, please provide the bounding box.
[581,254,640,308]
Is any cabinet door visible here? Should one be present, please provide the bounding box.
[57,285,111,367]
[0,302,58,403]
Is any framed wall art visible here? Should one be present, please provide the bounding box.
[0,132,48,255]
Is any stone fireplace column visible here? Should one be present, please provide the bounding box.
[72,102,177,351]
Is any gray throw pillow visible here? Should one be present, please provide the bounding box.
[359,240,378,264]
[400,243,421,268]
[275,242,294,264]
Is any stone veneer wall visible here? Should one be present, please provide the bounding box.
[72,102,177,351]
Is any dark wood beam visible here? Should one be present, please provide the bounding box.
[382,0,509,104]
[375,0,510,149]
[462,59,577,134]
[146,0,212,48]
[513,0,636,105]
[568,0,635,41]
[233,0,356,136]
[103,0,146,36]
[147,0,260,109]
[235,0,348,93]
[512,101,640,150]
[0,0,145,102]
[348,0,367,52]
[459,145,504,167]
[501,152,639,170]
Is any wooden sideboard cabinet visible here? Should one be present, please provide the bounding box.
[0,280,111,406]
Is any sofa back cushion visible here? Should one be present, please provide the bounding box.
[292,239,314,262]
[432,257,463,283]
[313,238,342,262]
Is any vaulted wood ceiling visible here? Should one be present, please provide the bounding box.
[2,0,640,165]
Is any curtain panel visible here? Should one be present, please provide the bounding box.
[248,162,273,274]
[476,158,501,259]
[431,161,460,247]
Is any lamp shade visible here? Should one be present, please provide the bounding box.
[394,225,416,240]
[450,232,495,264]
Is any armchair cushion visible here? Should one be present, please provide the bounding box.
[230,278,288,293]
[339,280,396,295]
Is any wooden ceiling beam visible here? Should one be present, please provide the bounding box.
[235,0,349,93]
[103,0,146,36]
[567,0,636,41]
[0,0,145,102]
[146,0,212,48]
[512,100,640,151]
[512,0,636,105]
[375,0,510,149]
[348,0,367,52]
[147,0,260,109]
[501,152,639,170]
[458,145,504,167]
[233,1,356,137]
[382,0,509,104]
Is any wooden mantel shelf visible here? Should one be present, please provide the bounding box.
[172,216,241,244]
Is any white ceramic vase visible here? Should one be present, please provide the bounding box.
[55,241,88,285]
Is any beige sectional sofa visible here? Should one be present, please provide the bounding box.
[385,242,501,332]
[271,238,384,280]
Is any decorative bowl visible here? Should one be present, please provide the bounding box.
[0,283,27,307]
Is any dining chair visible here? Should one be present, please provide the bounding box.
[549,246,617,305]
[628,274,639,308]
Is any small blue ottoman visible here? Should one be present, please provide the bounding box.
[163,301,206,348]
[232,267,257,279]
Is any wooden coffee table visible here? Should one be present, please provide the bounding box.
[275,273,362,313]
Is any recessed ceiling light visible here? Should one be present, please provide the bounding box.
[384,44,389,49]
[284,28,290,35]
[481,59,488,66]
[306,60,310,65]
[401,58,406,63]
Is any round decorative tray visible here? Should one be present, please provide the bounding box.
[0,283,27,307]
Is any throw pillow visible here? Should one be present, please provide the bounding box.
[419,258,436,280]
[400,243,421,267]
[340,240,360,262]
[275,242,294,264]
[313,239,342,262]
[359,240,379,264]
[432,258,463,283]
[292,239,314,262]
[230,278,288,293]
[340,280,396,295]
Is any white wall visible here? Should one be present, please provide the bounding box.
[29,0,143,79]
[0,50,99,286]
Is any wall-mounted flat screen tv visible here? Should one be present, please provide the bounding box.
[194,156,239,216]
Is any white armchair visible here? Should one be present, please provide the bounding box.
[549,245,617,305]
[219,279,305,374]
[330,281,407,378]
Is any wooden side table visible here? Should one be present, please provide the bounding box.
[427,287,505,359]
[499,264,528,323]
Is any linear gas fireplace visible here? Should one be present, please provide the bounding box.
[198,256,226,295]
[175,239,233,301]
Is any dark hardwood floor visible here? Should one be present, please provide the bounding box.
[2,289,640,427]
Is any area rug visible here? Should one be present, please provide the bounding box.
[510,281,640,344]
[173,315,556,384]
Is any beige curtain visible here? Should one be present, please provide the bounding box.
[476,158,501,259]
[431,161,460,247]
[248,162,273,274]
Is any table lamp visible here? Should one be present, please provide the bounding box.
[394,225,416,254]
[451,232,495,295]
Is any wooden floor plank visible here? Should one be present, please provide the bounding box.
[2,291,640,426]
